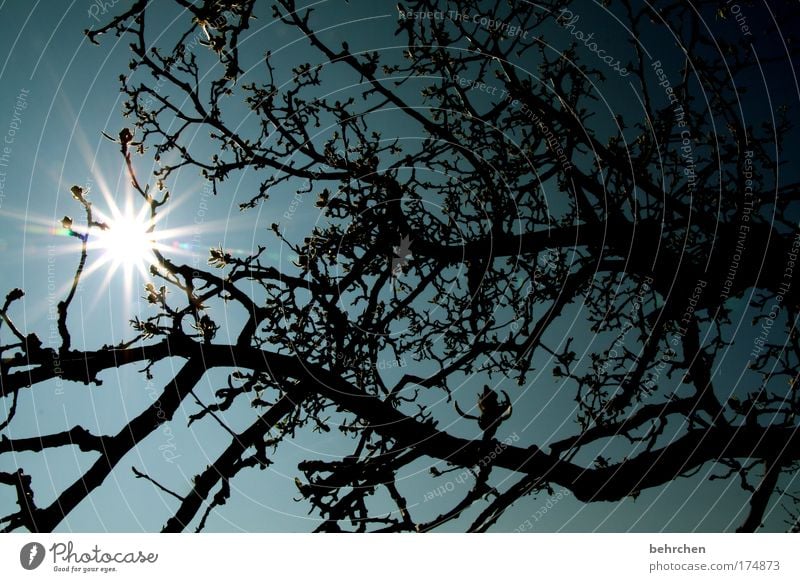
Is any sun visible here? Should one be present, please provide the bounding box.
[89,202,156,279]
[95,213,155,270]
[40,177,237,310]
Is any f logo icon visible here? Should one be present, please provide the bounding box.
[20,542,45,570]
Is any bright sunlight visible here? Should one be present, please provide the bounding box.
[89,201,156,279]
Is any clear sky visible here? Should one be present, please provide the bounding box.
[0,0,797,532]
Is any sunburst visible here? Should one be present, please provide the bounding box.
[6,172,243,322]
[89,199,157,280]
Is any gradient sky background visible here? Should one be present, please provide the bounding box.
[0,0,798,532]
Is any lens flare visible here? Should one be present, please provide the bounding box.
[90,204,156,276]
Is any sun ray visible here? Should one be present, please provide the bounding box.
[7,169,249,328]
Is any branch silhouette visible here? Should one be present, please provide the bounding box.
[2,0,800,532]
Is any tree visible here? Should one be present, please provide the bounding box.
[2,0,800,532]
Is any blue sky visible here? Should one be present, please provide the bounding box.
[0,0,797,532]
